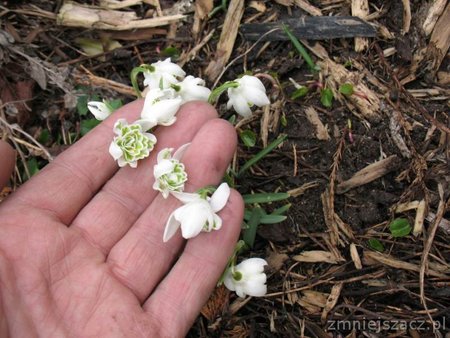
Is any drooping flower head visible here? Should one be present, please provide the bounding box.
[226,75,270,118]
[87,100,113,121]
[109,119,157,168]
[174,75,211,103]
[163,182,231,242]
[138,87,182,130]
[224,258,268,298]
[143,58,186,90]
[153,144,189,198]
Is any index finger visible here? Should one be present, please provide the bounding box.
[5,100,143,224]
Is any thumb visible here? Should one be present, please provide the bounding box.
[0,140,15,189]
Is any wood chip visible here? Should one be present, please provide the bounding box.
[350,243,362,270]
[293,250,344,264]
[205,0,244,82]
[428,2,450,73]
[422,0,447,36]
[336,155,400,194]
[351,0,369,51]
[401,0,411,34]
[321,283,343,323]
[413,199,426,236]
[304,107,330,141]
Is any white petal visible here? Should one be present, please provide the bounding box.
[88,101,111,120]
[209,183,230,212]
[172,143,190,160]
[234,285,247,298]
[233,95,252,118]
[154,160,175,178]
[117,157,128,167]
[176,203,208,239]
[240,75,266,92]
[163,211,181,242]
[244,276,267,297]
[144,133,157,144]
[237,258,267,275]
[223,270,236,291]
[113,119,127,134]
[157,148,173,162]
[109,141,123,160]
[135,119,157,131]
[212,213,222,230]
[153,98,182,124]
[171,191,202,204]
[242,86,270,107]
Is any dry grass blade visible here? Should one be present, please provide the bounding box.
[293,250,344,264]
[363,251,446,278]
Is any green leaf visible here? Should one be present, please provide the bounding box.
[368,238,384,252]
[339,83,354,96]
[243,207,263,248]
[271,203,291,215]
[237,134,287,177]
[243,192,290,204]
[280,114,287,127]
[389,218,412,238]
[228,114,236,125]
[291,86,309,100]
[160,46,180,58]
[240,130,257,147]
[77,95,89,116]
[38,129,50,144]
[320,88,334,108]
[27,158,40,177]
[105,99,123,112]
[80,118,101,136]
[282,25,320,72]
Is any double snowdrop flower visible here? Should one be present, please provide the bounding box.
[143,58,186,90]
[87,100,113,120]
[226,75,270,118]
[163,182,230,242]
[153,144,189,198]
[109,119,157,168]
[224,258,268,298]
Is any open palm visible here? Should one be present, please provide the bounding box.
[0,101,243,337]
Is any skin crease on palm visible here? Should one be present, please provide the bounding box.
[0,100,244,337]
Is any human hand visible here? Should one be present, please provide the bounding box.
[0,101,243,337]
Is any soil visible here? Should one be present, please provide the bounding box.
[1,0,449,337]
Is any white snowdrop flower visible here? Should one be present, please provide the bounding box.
[87,101,112,120]
[175,75,211,103]
[226,75,270,118]
[153,143,190,198]
[109,119,157,168]
[143,58,186,90]
[138,87,183,129]
[163,183,231,242]
[224,258,268,298]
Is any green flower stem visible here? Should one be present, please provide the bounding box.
[208,81,239,104]
[130,64,154,98]
[217,240,246,285]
